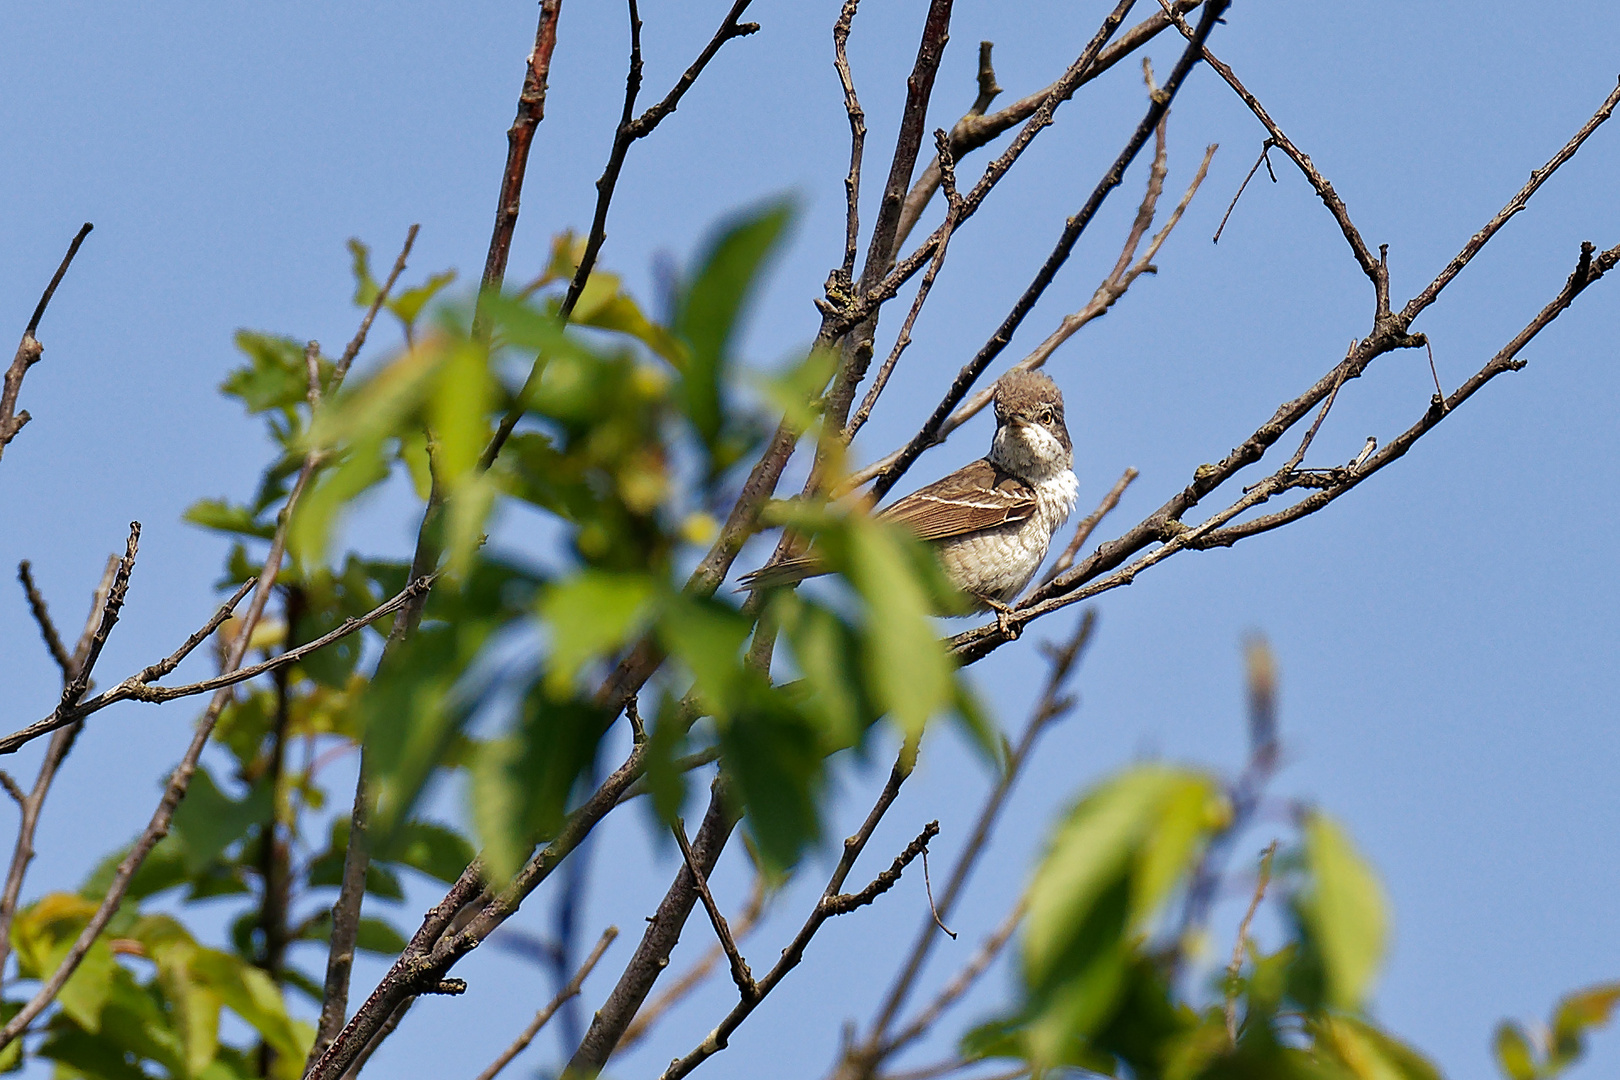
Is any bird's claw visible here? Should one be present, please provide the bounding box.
[978,596,1022,640]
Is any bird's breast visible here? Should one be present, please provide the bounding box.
[936,468,1078,605]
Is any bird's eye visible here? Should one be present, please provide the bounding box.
[1038,407,1054,425]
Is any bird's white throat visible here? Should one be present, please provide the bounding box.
[989,419,1071,483]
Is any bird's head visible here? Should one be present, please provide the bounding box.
[990,369,1072,479]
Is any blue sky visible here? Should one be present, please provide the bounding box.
[2,2,1618,1079]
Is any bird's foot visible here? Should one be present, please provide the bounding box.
[976,595,1022,640]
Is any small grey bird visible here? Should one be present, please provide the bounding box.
[741,369,1079,610]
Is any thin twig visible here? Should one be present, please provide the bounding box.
[846,130,964,440]
[1211,138,1276,243]
[660,821,940,1080]
[336,225,420,383]
[0,553,120,977]
[17,562,74,678]
[891,1,1209,251]
[672,817,756,1001]
[1,223,93,460]
[919,849,954,939]
[0,575,428,755]
[869,1,1228,501]
[833,0,867,283]
[484,0,760,470]
[1224,842,1277,1044]
[474,927,618,1080]
[480,0,564,298]
[617,876,766,1052]
[884,895,1027,1057]
[858,612,1095,1061]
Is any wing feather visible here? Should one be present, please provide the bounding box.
[878,459,1035,542]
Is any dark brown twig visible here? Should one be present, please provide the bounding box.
[0,575,426,755]
[660,820,940,1080]
[852,612,1095,1072]
[0,223,92,461]
[833,0,867,283]
[484,0,760,470]
[474,927,618,1080]
[616,876,767,1052]
[672,817,756,1001]
[891,2,1209,251]
[1211,138,1276,244]
[480,0,564,298]
[0,554,119,977]
[846,130,964,440]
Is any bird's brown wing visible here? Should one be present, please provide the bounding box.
[877,458,1036,542]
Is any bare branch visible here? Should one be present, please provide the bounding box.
[17,561,73,678]
[869,0,1229,501]
[892,1,1210,251]
[480,0,564,297]
[0,574,428,756]
[833,0,866,283]
[474,927,618,1080]
[617,877,766,1052]
[672,817,756,1001]
[0,222,93,461]
[0,552,120,977]
[660,820,941,1080]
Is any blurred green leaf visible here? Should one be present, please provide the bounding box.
[539,571,659,695]
[657,594,753,719]
[847,517,953,740]
[570,270,683,365]
[222,331,321,416]
[1021,766,1226,1065]
[775,593,876,751]
[183,498,276,541]
[390,820,477,885]
[1317,1015,1442,1080]
[470,693,608,883]
[718,684,824,871]
[1297,811,1388,1012]
[389,269,457,333]
[673,199,795,453]
[1494,1022,1537,1080]
[1549,982,1620,1072]
[348,238,381,308]
[170,768,272,875]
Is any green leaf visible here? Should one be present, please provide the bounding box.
[183,497,276,541]
[673,199,795,450]
[170,768,273,874]
[390,820,477,884]
[348,237,381,307]
[1297,811,1388,1011]
[847,517,953,739]
[1318,1015,1443,1080]
[222,331,315,415]
[55,936,116,1034]
[539,571,659,695]
[388,269,457,331]
[657,594,754,719]
[755,345,837,436]
[775,594,876,751]
[427,338,496,575]
[569,270,683,365]
[1021,766,1226,1065]
[717,683,825,871]
[190,949,308,1062]
[470,693,608,883]
[1548,981,1620,1074]
[1493,1022,1537,1080]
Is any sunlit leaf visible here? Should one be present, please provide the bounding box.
[539,571,659,695]
[1021,766,1225,1064]
[847,517,952,740]
[388,269,457,333]
[673,199,795,452]
[1493,1022,1537,1080]
[183,497,277,541]
[1297,811,1388,1012]
[170,768,272,874]
[1317,1015,1443,1080]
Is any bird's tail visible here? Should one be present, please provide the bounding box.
[735,555,828,592]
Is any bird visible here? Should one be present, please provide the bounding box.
[740,369,1079,620]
